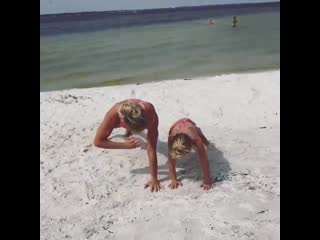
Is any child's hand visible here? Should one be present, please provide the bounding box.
[168,179,182,190]
[144,179,163,192]
[201,178,213,191]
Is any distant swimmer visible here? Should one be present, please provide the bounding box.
[208,18,215,25]
[232,16,238,28]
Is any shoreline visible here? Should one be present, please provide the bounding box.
[40,68,280,93]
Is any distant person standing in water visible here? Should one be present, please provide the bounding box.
[208,18,215,25]
[232,16,238,28]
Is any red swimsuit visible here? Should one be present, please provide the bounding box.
[170,118,197,133]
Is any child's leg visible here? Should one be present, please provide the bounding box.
[198,127,209,146]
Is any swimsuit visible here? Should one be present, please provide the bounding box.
[170,118,197,133]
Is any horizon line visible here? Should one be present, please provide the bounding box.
[40,1,279,16]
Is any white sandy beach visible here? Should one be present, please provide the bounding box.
[40,70,280,240]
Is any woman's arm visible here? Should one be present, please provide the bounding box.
[146,105,159,183]
[94,107,140,149]
[143,103,164,191]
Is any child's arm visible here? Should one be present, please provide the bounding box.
[194,138,213,190]
[168,157,182,189]
[168,156,177,181]
[168,137,183,189]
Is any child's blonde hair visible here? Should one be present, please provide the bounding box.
[170,133,192,160]
[120,102,147,133]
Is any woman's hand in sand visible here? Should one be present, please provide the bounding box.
[201,178,213,191]
[124,136,142,149]
[168,179,182,190]
[144,179,162,192]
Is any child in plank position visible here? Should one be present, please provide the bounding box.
[167,118,213,191]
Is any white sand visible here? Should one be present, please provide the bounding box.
[40,70,280,240]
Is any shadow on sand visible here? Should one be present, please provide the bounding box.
[126,132,231,184]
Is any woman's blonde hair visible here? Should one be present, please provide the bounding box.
[120,102,147,133]
[170,133,192,160]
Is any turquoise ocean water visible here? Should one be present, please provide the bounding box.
[40,4,279,92]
